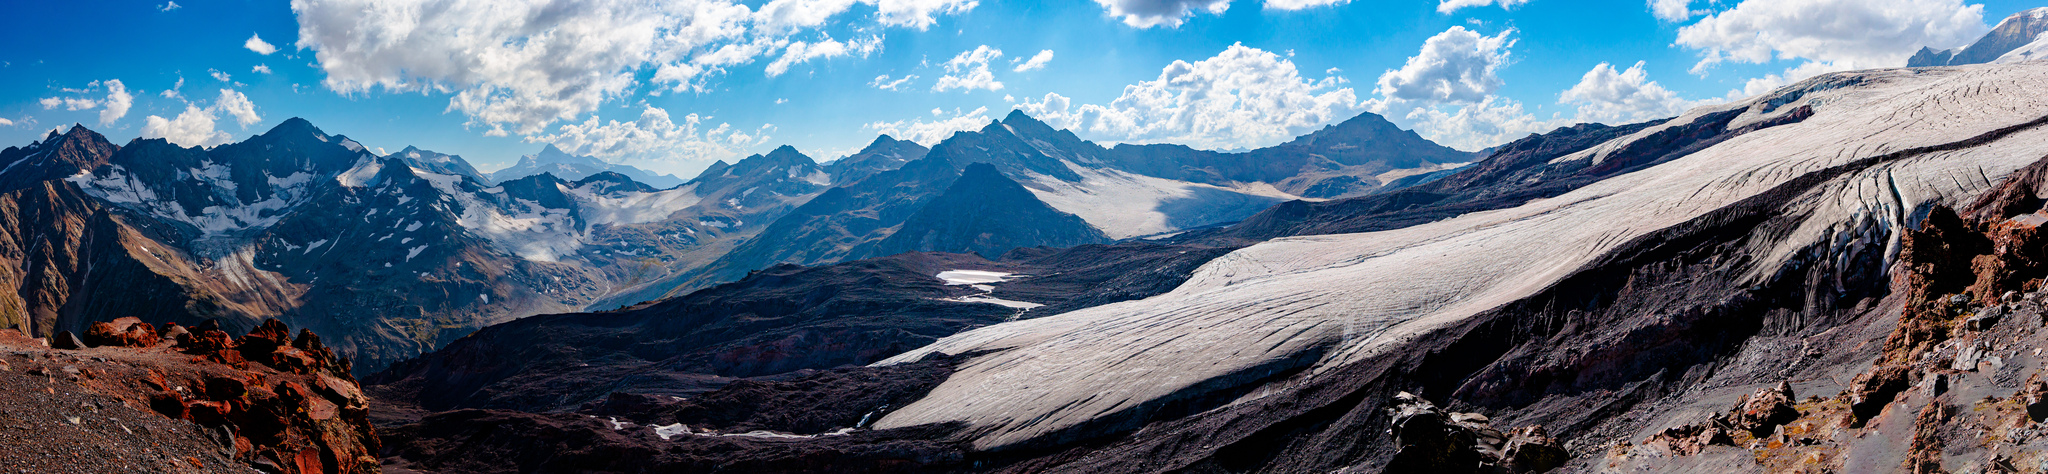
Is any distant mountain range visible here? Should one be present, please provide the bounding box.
[488,144,687,188]
[0,108,1477,374]
[1909,7,2048,66]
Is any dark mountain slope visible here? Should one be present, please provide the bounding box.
[854,163,1110,260]
[0,125,117,193]
[825,134,929,185]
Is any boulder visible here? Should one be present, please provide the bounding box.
[1730,382,1801,436]
[51,330,86,350]
[84,317,160,348]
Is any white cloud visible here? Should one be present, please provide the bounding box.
[1265,0,1349,10]
[1559,61,1715,124]
[1728,61,1854,99]
[214,89,262,127]
[37,79,132,125]
[100,80,132,125]
[1676,0,1985,73]
[1366,26,1565,151]
[869,0,978,30]
[290,0,972,140]
[160,1,180,11]
[209,69,231,82]
[1374,26,1515,104]
[933,45,1004,92]
[143,105,229,147]
[1093,0,1229,28]
[870,74,916,90]
[1648,0,1698,22]
[0,118,12,126]
[1398,97,1566,151]
[245,33,278,55]
[764,35,882,76]
[1012,49,1053,72]
[1016,43,1362,151]
[161,77,184,99]
[865,106,991,145]
[1436,0,1530,14]
[141,89,265,147]
[531,105,770,169]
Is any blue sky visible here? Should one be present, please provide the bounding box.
[1,0,2036,177]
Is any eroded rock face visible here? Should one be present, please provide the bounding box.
[1382,392,1564,473]
[12,319,377,474]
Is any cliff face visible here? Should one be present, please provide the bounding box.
[0,318,376,474]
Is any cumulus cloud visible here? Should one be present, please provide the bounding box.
[160,1,180,11]
[209,69,231,82]
[1648,0,1698,22]
[1436,0,1530,14]
[37,80,132,125]
[1265,0,1349,10]
[1676,0,1985,73]
[244,33,278,55]
[864,106,991,145]
[214,89,262,127]
[1559,61,1715,124]
[870,74,916,90]
[1375,26,1515,104]
[870,0,978,30]
[290,0,972,139]
[764,35,882,76]
[100,80,133,125]
[1012,50,1054,72]
[933,45,1004,92]
[0,118,12,126]
[1398,97,1566,151]
[531,105,770,168]
[143,105,229,147]
[1366,26,1567,151]
[1093,0,1230,28]
[252,65,273,75]
[141,89,265,148]
[1015,43,1363,150]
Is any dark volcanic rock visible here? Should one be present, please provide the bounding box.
[365,251,1016,413]
[1381,392,1564,473]
[380,409,968,474]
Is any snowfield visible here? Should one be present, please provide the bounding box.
[873,62,2048,450]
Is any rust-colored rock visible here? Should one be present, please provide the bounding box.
[1849,365,1914,425]
[84,317,161,348]
[2024,373,2048,423]
[1730,382,1800,436]
[3,317,380,474]
[1647,421,1736,457]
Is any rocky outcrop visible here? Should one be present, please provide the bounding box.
[0,318,376,474]
[1381,392,1565,473]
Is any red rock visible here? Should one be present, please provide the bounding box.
[84,316,161,348]
[1731,382,1801,436]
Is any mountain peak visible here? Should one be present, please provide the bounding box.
[267,117,321,137]
[1001,109,1041,125]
